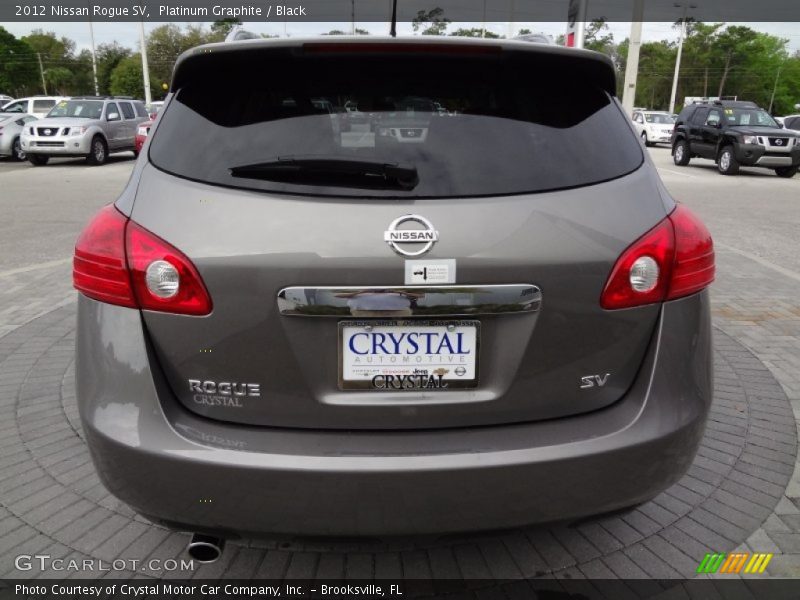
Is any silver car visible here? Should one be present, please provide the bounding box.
[632,110,676,147]
[0,112,37,160]
[73,37,715,561]
[21,97,149,166]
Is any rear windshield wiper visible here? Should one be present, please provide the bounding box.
[229,156,419,191]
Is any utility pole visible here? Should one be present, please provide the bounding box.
[565,0,588,49]
[768,64,782,113]
[481,0,487,38]
[669,3,695,115]
[139,21,152,106]
[88,23,99,95]
[351,0,355,34]
[621,0,644,116]
[37,53,47,95]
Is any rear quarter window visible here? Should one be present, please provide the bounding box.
[33,99,56,111]
[150,50,643,199]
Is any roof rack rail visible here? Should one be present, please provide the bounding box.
[70,95,135,100]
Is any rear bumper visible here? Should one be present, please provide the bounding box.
[76,292,713,536]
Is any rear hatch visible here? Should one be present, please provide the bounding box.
[132,39,667,430]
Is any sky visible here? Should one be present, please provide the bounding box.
[1,20,799,53]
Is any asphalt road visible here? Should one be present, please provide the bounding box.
[1,146,799,277]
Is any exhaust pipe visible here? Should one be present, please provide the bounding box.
[187,533,225,563]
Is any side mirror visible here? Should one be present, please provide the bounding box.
[107,112,120,121]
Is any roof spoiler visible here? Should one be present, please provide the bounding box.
[171,39,617,97]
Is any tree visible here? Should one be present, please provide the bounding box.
[518,28,532,35]
[714,26,760,96]
[0,26,38,96]
[96,42,131,95]
[44,66,72,95]
[412,8,450,36]
[210,19,241,42]
[449,28,502,39]
[146,24,219,93]
[110,55,144,97]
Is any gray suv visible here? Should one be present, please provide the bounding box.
[73,37,715,560]
[22,96,149,165]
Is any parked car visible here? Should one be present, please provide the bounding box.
[21,96,150,166]
[0,94,15,106]
[1,95,69,119]
[671,100,800,177]
[632,110,675,147]
[146,101,164,120]
[0,112,37,160]
[780,114,800,132]
[74,37,715,558]
[134,119,154,155]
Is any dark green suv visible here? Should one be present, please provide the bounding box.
[671,100,800,177]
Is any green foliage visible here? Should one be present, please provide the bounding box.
[449,28,502,39]
[412,8,450,36]
[0,26,38,96]
[603,23,800,114]
[145,24,222,97]
[109,55,144,98]
[210,19,241,42]
[95,42,131,95]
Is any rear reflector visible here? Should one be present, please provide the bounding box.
[73,204,212,315]
[600,204,714,310]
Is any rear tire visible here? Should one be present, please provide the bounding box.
[86,136,108,166]
[775,166,798,178]
[27,154,49,166]
[12,137,26,161]
[717,146,739,175]
[673,139,690,166]
[641,131,652,147]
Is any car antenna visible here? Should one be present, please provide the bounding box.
[390,0,398,37]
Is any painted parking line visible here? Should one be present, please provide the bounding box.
[659,168,697,178]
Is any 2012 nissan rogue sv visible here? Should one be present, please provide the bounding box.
[74,37,715,552]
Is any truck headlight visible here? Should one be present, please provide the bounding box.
[742,135,761,145]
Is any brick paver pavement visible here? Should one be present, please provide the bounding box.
[1,237,799,595]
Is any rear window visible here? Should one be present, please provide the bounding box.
[120,102,135,119]
[150,51,642,198]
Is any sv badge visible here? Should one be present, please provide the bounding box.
[581,373,610,389]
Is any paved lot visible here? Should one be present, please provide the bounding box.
[1,148,800,592]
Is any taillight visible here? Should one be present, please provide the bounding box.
[126,220,212,315]
[74,205,136,307]
[666,205,715,300]
[73,205,212,315]
[600,204,714,309]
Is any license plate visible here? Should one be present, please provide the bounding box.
[339,320,480,390]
